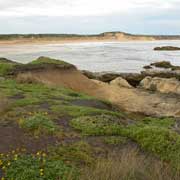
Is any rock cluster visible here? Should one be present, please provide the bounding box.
[140,77,180,95]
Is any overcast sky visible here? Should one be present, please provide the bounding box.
[0,0,179,34]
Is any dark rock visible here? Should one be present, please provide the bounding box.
[96,73,120,82]
[150,61,172,69]
[154,46,180,51]
[117,73,145,87]
[143,65,152,69]
[81,70,97,79]
[82,71,145,87]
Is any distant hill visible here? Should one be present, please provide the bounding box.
[0,32,180,44]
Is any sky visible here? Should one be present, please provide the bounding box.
[0,0,179,35]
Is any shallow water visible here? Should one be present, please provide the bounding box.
[0,41,180,72]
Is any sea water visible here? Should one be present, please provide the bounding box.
[0,41,180,73]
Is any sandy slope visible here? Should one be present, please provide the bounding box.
[16,67,180,117]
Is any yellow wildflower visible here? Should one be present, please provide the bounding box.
[36,152,41,156]
[42,153,47,157]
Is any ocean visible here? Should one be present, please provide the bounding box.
[0,40,180,73]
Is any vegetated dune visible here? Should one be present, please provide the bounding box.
[13,57,180,117]
[1,32,180,45]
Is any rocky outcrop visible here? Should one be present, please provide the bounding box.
[82,71,145,87]
[110,77,133,88]
[141,69,180,80]
[140,76,180,95]
[154,46,180,51]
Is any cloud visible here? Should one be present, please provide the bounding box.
[0,0,179,34]
[0,0,179,17]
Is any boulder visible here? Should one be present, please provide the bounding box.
[143,65,152,69]
[140,76,180,95]
[110,77,133,88]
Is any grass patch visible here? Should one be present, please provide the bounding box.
[104,136,128,145]
[50,141,94,166]
[120,117,180,169]
[0,58,16,76]
[81,147,179,180]
[52,104,122,118]
[0,79,94,102]
[0,63,14,76]
[18,112,58,136]
[126,126,180,169]
[140,117,175,128]
[70,115,124,136]
[29,56,72,67]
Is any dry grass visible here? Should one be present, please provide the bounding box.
[80,147,180,180]
[0,95,10,114]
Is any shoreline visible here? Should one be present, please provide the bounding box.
[1,38,180,46]
[0,39,156,46]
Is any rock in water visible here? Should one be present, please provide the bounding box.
[154,46,180,51]
[150,61,172,69]
[110,77,133,88]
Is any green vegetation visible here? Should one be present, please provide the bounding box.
[70,115,124,135]
[140,117,175,128]
[29,56,72,66]
[126,125,180,169]
[104,136,127,145]
[0,60,15,76]
[50,141,94,166]
[1,57,180,179]
[52,105,122,118]
[0,150,78,180]
[18,112,58,136]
